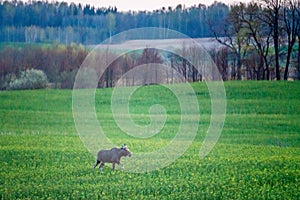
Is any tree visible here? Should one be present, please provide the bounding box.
[241,2,273,80]
[260,0,283,80]
[107,12,116,44]
[210,47,230,80]
[211,3,249,80]
[175,4,183,33]
[0,1,232,44]
[283,0,299,80]
[138,48,163,85]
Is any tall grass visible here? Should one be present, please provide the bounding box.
[0,81,299,199]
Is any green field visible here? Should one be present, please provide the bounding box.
[0,81,299,199]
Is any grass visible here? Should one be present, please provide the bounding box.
[0,42,57,50]
[0,81,300,199]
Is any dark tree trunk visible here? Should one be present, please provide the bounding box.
[258,53,264,80]
[110,68,113,87]
[282,1,297,80]
[274,17,281,80]
[263,53,270,80]
[298,37,300,80]
[192,66,197,82]
[105,70,109,88]
[237,54,242,80]
[284,45,293,80]
[265,64,270,80]
[182,59,187,82]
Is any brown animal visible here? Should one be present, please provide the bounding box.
[93,144,132,172]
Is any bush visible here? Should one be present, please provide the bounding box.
[7,69,48,90]
[59,70,78,89]
[0,73,16,90]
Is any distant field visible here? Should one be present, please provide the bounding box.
[0,42,56,50]
[95,37,221,52]
[0,81,299,199]
[0,38,221,50]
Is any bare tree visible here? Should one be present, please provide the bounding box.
[260,0,283,80]
[138,48,163,85]
[240,2,272,80]
[210,3,250,80]
[282,0,299,80]
[210,47,230,80]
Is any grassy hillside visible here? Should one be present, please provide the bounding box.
[0,81,299,199]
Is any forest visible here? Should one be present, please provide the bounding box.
[0,0,299,90]
[0,1,227,43]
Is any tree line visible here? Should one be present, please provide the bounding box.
[0,0,229,44]
[0,44,205,90]
[0,44,88,89]
[0,0,299,86]
[212,0,300,80]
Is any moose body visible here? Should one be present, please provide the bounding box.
[93,145,131,172]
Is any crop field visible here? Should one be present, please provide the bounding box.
[0,81,300,199]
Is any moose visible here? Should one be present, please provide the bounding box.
[93,144,132,172]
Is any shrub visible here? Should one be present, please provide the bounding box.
[7,69,48,90]
[0,73,16,90]
[59,70,78,89]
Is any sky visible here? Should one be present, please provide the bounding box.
[62,0,251,11]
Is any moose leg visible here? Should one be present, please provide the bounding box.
[93,160,100,169]
[112,163,115,170]
[99,162,105,172]
[117,161,124,171]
